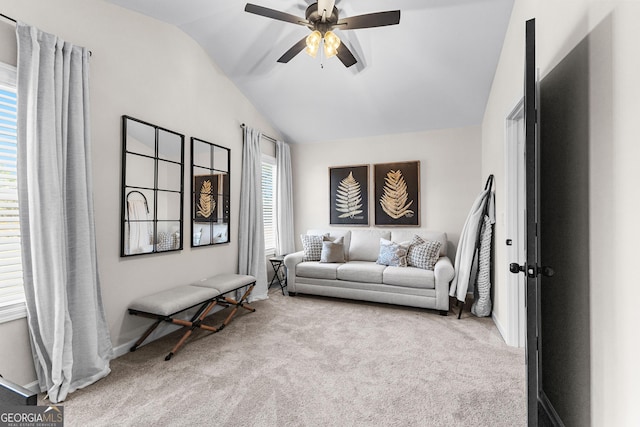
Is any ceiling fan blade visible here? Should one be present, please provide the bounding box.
[245,3,308,26]
[336,10,400,30]
[336,43,357,68]
[277,37,308,63]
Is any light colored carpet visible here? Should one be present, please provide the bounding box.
[57,289,526,426]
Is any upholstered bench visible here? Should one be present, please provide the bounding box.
[128,273,256,360]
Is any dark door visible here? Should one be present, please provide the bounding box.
[538,21,591,427]
[515,18,591,426]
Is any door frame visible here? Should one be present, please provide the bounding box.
[504,98,526,348]
[524,18,540,427]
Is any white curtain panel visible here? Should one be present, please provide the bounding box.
[16,23,113,403]
[274,140,295,255]
[238,126,268,301]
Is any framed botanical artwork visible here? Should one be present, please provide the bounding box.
[329,165,369,225]
[193,174,219,223]
[374,161,420,226]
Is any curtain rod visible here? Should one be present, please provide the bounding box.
[240,123,277,143]
[0,12,92,56]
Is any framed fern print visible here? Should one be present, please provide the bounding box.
[194,174,219,222]
[329,165,369,225]
[374,161,420,226]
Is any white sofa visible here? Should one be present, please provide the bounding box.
[284,229,454,315]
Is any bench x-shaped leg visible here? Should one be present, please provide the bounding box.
[216,284,256,332]
[164,299,220,360]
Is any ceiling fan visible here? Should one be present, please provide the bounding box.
[244,0,400,68]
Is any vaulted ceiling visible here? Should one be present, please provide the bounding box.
[105,0,515,143]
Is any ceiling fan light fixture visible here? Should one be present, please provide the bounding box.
[305,30,322,58]
[323,30,340,59]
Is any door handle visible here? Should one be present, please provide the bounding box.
[540,266,555,277]
[509,263,525,274]
[510,263,555,278]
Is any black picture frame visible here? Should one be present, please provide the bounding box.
[374,161,420,226]
[329,165,369,226]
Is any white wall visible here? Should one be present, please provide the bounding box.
[483,0,640,425]
[290,126,483,255]
[0,0,280,386]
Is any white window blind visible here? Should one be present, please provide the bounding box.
[0,62,25,323]
[262,157,276,256]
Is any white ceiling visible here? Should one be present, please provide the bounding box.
[105,0,514,143]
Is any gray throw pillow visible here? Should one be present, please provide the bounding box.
[376,238,408,267]
[407,235,441,270]
[300,234,324,261]
[320,236,345,263]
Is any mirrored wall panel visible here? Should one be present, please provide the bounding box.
[121,116,184,256]
[191,137,230,247]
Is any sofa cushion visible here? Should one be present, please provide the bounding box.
[376,238,408,267]
[349,230,391,261]
[383,266,435,289]
[301,234,325,261]
[297,262,340,280]
[391,230,448,257]
[407,235,441,270]
[337,261,386,283]
[320,236,345,263]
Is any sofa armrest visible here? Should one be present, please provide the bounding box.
[284,251,304,293]
[434,256,454,284]
[433,256,454,312]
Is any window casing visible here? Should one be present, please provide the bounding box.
[0,62,25,323]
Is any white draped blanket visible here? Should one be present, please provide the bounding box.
[449,186,495,303]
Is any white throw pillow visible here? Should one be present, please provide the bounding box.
[320,236,345,263]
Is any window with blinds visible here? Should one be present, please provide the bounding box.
[0,62,25,323]
[262,157,276,256]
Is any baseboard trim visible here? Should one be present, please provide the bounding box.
[112,324,182,359]
[24,380,39,394]
[492,311,509,345]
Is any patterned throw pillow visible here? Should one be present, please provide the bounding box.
[407,235,442,270]
[376,238,408,267]
[301,234,324,261]
[320,236,345,263]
